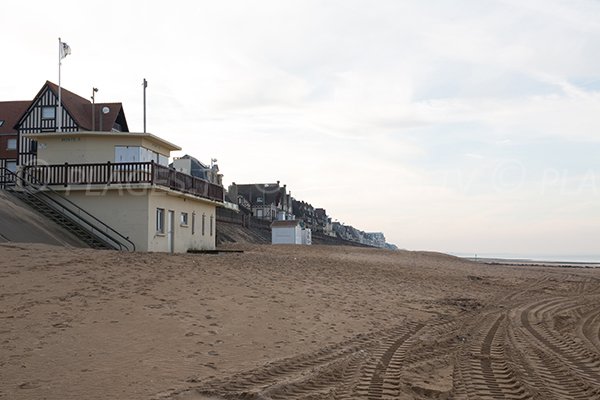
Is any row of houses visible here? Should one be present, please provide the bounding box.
[0,80,395,252]
[226,181,395,249]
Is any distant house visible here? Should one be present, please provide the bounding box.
[271,219,311,245]
[292,199,316,230]
[171,154,223,186]
[0,101,29,185]
[229,181,293,221]
[315,208,335,236]
[332,222,360,242]
[365,232,387,248]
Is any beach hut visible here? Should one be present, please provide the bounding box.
[271,220,303,244]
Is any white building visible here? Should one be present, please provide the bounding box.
[271,220,302,244]
[302,228,312,245]
[23,131,223,253]
[271,219,311,245]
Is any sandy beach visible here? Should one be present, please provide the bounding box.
[1,243,600,399]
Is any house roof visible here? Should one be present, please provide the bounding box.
[236,183,287,206]
[16,81,129,132]
[0,101,29,134]
[271,220,301,228]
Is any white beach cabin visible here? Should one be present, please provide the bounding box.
[271,220,303,244]
[271,220,312,245]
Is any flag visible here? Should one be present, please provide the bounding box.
[60,41,71,59]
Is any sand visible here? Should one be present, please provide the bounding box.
[1,243,599,399]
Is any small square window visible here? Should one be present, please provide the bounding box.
[156,208,165,233]
[6,161,16,173]
[6,139,17,150]
[180,212,189,226]
[41,106,56,120]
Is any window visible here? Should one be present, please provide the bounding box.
[210,215,214,237]
[115,146,139,163]
[41,106,56,120]
[115,145,169,166]
[0,120,4,127]
[6,139,17,150]
[5,161,16,173]
[158,154,169,166]
[192,212,196,235]
[202,213,206,236]
[156,208,165,233]
[180,212,188,226]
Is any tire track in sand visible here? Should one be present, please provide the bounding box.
[578,307,600,353]
[174,322,423,400]
[453,312,533,400]
[510,298,600,399]
[353,322,424,399]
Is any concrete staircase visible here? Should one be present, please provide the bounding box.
[1,167,135,251]
[9,191,113,250]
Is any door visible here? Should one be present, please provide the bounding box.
[167,210,175,253]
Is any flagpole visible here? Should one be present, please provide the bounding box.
[143,78,147,133]
[58,37,62,132]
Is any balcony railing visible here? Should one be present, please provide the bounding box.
[23,162,224,203]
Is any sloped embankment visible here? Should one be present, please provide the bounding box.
[0,190,87,247]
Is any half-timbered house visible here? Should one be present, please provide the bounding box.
[15,81,128,166]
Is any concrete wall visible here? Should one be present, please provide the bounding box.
[147,191,216,252]
[59,189,151,251]
[33,133,173,165]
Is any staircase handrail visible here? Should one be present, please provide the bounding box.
[1,167,136,252]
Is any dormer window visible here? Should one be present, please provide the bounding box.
[41,106,56,120]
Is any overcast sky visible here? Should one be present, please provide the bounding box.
[3,0,600,258]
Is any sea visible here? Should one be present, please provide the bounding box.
[450,252,600,265]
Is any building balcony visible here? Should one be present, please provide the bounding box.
[22,161,224,203]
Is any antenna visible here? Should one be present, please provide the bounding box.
[99,106,110,131]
